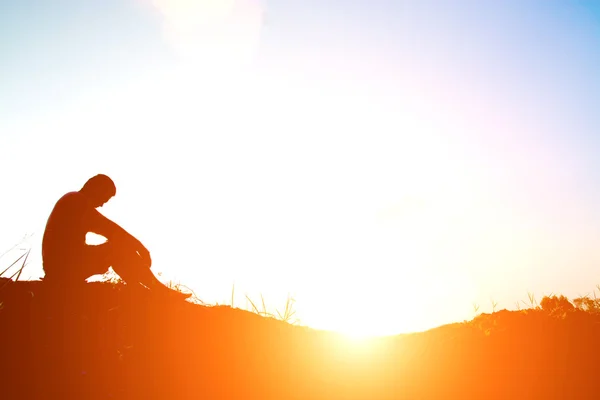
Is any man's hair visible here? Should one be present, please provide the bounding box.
[81,174,116,197]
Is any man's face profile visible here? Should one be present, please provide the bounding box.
[97,194,113,208]
[94,188,116,208]
[81,174,117,208]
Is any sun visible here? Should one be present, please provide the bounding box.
[339,328,389,340]
[93,42,481,340]
[325,313,419,339]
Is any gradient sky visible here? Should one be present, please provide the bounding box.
[1,0,600,336]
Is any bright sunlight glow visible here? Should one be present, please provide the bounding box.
[5,0,595,339]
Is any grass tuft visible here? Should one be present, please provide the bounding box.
[244,291,299,324]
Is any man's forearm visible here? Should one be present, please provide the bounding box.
[116,225,145,252]
[93,211,145,251]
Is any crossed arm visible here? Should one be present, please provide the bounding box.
[87,207,152,266]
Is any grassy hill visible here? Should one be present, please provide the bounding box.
[1,277,599,399]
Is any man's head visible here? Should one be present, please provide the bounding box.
[80,174,116,208]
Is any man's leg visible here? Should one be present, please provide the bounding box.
[106,242,190,298]
[83,244,113,280]
[43,249,107,286]
[111,250,160,289]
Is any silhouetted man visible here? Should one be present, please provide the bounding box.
[42,174,190,299]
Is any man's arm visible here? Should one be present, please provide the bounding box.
[87,208,152,264]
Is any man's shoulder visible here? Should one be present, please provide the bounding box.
[55,191,88,208]
[57,191,84,202]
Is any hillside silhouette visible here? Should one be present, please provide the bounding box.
[1,277,599,399]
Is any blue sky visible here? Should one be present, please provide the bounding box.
[3,1,599,123]
[1,1,167,116]
[1,1,600,335]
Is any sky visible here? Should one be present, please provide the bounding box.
[1,0,600,336]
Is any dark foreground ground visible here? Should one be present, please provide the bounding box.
[1,278,599,399]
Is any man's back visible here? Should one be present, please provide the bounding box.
[42,191,91,268]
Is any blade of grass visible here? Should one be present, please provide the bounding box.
[245,294,259,314]
[0,242,20,261]
[261,294,267,315]
[0,252,27,277]
[14,249,30,281]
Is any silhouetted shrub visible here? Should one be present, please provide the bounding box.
[573,296,600,313]
[540,295,574,315]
